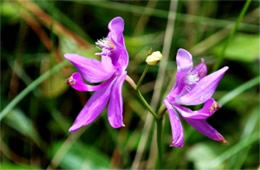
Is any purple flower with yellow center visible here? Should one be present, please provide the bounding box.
[164,48,228,147]
[64,17,128,132]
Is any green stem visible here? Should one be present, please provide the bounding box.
[158,104,167,120]
[156,104,166,168]
[133,64,157,119]
[156,119,163,168]
[137,90,158,119]
[136,65,149,89]
[213,0,252,71]
[0,60,69,121]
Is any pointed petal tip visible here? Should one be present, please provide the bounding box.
[68,125,79,133]
[66,76,76,86]
[64,53,75,60]
[170,143,184,148]
[221,138,229,144]
[222,66,229,71]
[110,123,125,129]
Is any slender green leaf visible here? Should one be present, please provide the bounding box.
[219,76,260,105]
[49,141,110,169]
[4,109,43,147]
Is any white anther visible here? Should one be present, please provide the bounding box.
[185,73,199,85]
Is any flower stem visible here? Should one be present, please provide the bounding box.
[126,64,165,168]
[158,104,167,120]
[126,65,158,120]
[156,118,163,168]
[136,65,149,89]
[0,60,69,121]
[137,90,158,119]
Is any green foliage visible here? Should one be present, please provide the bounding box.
[4,109,43,147]
[49,141,110,169]
[0,163,38,169]
[212,33,259,62]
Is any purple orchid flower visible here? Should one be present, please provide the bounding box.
[164,48,228,147]
[64,17,128,132]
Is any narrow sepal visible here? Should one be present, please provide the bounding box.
[108,72,127,128]
[164,99,184,147]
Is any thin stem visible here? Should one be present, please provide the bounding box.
[213,0,252,71]
[125,75,137,90]
[137,90,158,119]
[125,75,158,120]
[0,60,69,121]
[158,104,167,119]
[136,65,149,89]
[156,119,163,168]
[155,104,166,169]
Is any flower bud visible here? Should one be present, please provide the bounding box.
[145,51,163,65]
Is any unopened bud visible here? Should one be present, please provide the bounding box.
[145,51,163,65]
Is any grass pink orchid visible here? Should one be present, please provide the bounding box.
[64,17,128,132]
[164,49,228,147]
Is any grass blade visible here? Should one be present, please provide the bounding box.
[0,60,69,121]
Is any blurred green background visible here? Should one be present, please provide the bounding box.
[0,0,259,169]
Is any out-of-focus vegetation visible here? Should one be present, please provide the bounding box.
[0,0,259,169]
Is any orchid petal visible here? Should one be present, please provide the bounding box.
[190,58,207,79]
[176,48,193,78]
[67,72,114,92]
[176,66,229,105]
[107,17,129,69]
[108,72,127,128]
[164,99,184,147]
[64,54,115,83]
[174,98,219,119]
[184,118,228,143]
[168,49,193,98]
[102,55,114,72]
[68,80,115,132]
[108,16,124,45]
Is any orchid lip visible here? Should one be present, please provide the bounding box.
[67,77,76,86]
[65,16,129,132]
[164,48,228,147]
[209,101,221,113]
[185,72,199,85]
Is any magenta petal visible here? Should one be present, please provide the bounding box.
[106,17,128,69]
[67,72,115,92]
[108,16,124,44]
[176,66,229,105]
[184,118,228,143]
[108,17,124,32]
[190,58,207,79]
[102,55,114,72]
[68,80,115,133]
[164,99,184,147]
[176,48,193,77]
[64,54,115,83]
[174,98,219,119]
[168,49,193,98]
[107,72,127,128]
